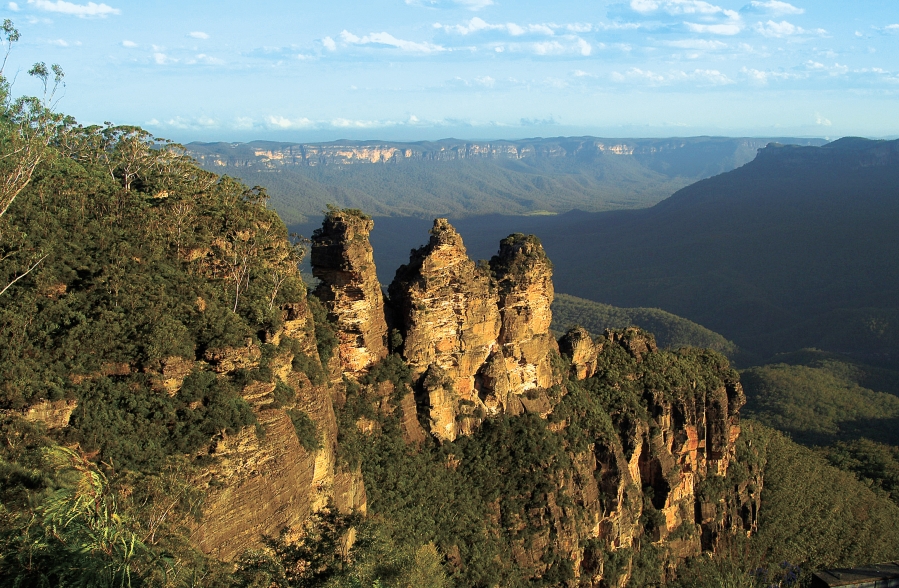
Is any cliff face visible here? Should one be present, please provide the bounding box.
[311,209,388,377]
[190,293,366,560]
[186,137,826,169]
[557,327,748,585]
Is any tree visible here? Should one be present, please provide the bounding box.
[0,20,64,296]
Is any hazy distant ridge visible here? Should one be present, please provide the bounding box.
[186,135,826,223]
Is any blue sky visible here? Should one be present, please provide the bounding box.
[2,0,898,142]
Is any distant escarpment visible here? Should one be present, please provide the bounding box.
[187,136,827,223]
[188,136,825,169]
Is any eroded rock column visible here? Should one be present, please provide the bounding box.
[488,233,559,410]
[311,209,388,377]
[388,219,501,440]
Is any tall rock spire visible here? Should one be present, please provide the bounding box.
[311,208,388,376]
[388,219,502,440]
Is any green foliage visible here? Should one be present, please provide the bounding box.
[65,370,255,471]
[350,410,575,588]
[288,409,322,452]
[551,293,737,356]
[741,360,899,446]
[739,422,899,574]
[358,354,411,400]
[821,438,899,507]
[308,295,338,365]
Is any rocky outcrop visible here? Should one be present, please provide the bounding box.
[559,328,747,585]
[388,219,502,440]
[3,399,78,430]
[559,327,598,380]
[385,222,567,440]
[191,288,365,560]
[489,234,559,402]
[311,209,388,377]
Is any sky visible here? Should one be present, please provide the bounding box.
[1,0,898,143]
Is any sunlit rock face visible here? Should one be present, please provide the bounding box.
[388,221,562,440]
[192,287,365,561]
[489,234,560,405]
[311,209,388,377]
[388,219,502,440]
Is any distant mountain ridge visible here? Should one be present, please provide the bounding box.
[187,136,826,169]
[186,136,825,223]
[532,137,899,364]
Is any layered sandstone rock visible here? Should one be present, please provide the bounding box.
[559,327,598,380]
[311,209,388,376]
[388,219,501,440]
[489,234,559,401]
[561,329,747,585]
[192,288,365,560]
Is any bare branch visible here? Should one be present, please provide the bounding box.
[0,253,47,297]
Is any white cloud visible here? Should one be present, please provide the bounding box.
[435,18,558,36]
[153,52,174,65]
[666,38,727,49]
[566,23,593,33]
[26,0,120,17]
[188,31,209,40]
[340,30,446,53]
[266,115,314,129]
[754,19,826,37]
[685,22,742,35]
[406,0,492,9]
[162,116,218,130]
[816,112,831,126]
[187,53,224,65]
[804,60,848,75]
[573,69,595,77]
[740,66,803,84]
[612,66,734,85]
[577,38,592,56]
[233,117,254,130]
[744,1,804,15]
[322,36,337,51]
[121,40,137,47]
[49,38,67,46]
[475,75,494,86]
[533,41,564,55]
[8,2,19,10]
[454,0,492,9]
[331,118,398,129]
[631,0,739,19]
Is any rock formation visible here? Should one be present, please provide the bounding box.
[311,208,388,376]
[559,327,747,584]
[191,291,366,560]
[386,221,563,440]
[488,233,559,408]
[388,219,501,440]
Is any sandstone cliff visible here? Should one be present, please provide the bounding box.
[189,291,366,560]
[311,208,388,377]
[388,219,501,440]
[557,327,748,585]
